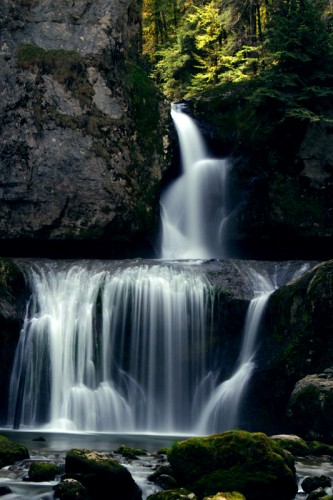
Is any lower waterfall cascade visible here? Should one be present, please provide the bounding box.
[6,260,311,435]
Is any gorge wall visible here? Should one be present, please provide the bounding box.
[0,0,170,258]
[190,95,333,260]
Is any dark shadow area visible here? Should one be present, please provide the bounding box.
[0,238,158,260]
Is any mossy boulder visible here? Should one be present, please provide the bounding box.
[65,448,141,499]
[147,488,198,499]
[114,445,147,459]
[0,434,29,468]
[28,461,62,481]
[54,478,90,499]
[203,494,246,500]
[270,434,309,456]
[167,431,297,500]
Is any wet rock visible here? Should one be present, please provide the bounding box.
[146,489,197,499]
[28,461,62,481]
[0,435,29,468]
[65,448,141,500]
[167,430,298,500]
[288,373,333,442]
[54,478,90,500]
[301,474,332,494]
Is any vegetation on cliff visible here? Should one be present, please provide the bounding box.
[141,0,333,249]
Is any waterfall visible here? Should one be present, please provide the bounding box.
[195,272,274,434]
[160,105,229,259]
[7,262,214,433]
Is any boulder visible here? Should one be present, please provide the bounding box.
[203,494,246,500]
[288,372,333,442]
[54,478,90,499]
[301,475,332,494]
[28,461,62,481]
[167,430,298,500]
[147,489,198,500]
[65,448,141,500]
[0,435,29,468]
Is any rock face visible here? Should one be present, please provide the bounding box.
[190,97,333,260]
[0,0,170,257]
[0,258,27,422]
[242,260,333,438]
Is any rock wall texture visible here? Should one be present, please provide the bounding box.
[190,97,333,260]
[241,260,333,439]
[0,0,170,257]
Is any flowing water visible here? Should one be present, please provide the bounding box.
[7,261,214,434]
[160,105,229,259]
[1,106,318,498]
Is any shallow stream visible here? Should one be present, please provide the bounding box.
[1,431,332,499]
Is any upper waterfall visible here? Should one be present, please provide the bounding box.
[160,105,229,259]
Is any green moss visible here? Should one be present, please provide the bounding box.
[16,44,94,107]
[54,478,90,500]
[168,431,297,500]
[269,173,326,232]
[146,488,197,499]
[114,445,147,459]
[124,62,161,151]
[272,437,309,456]
[0,435,29,468]
[28,461,61,481]
[307,441,333,456]
[0,258,24,291]
[203,494,245,500]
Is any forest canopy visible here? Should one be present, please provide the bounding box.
[141,0,333,126]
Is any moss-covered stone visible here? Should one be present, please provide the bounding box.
[54,478,90,499]
[167,431,297,500]
[0,435,29,468]
[146,488,198,499]
[28,461,61,481]
[114,445,147,459]
[203,494,246,500]
[270,435,309,456]
[65,448,140,499]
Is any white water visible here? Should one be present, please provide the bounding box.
[8,262,214,434]
[195,272,274,433]
[160,105,229,259]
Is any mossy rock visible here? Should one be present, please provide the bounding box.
[167,430,297,500]
[270,435,309,456]
[65,448,140,499]
[146,488,198,499]
[28,461,62,481]
[0,435,29,468]
[54,478,90,499]
[114,445,147,459]
[307,441,333,456]
[203,493,246,500]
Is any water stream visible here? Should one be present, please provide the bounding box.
[160,105,229,259]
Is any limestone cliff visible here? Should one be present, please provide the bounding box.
[0,0,170,257]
